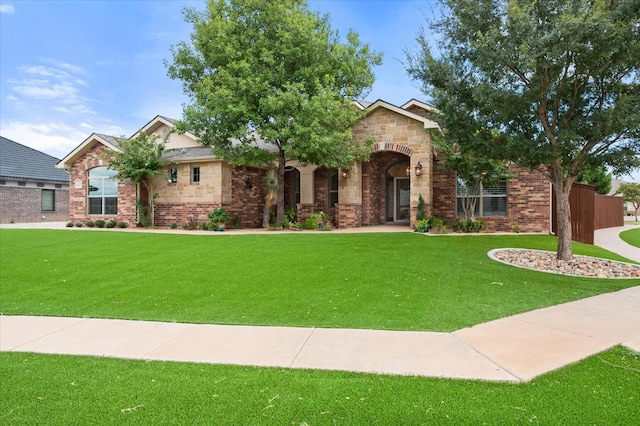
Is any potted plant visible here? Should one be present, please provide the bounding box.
[208,207,230,231]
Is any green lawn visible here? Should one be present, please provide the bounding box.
[620,227,640,248]
[1,347,638,425]
[1,229,638,332]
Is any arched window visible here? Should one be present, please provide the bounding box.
[88,167,118,215]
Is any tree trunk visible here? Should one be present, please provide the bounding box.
[552,175,574,261]
[276,150,286,224]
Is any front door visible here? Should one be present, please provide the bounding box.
[394,177,410,222]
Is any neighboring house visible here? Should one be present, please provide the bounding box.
[55,100,551,232]
[0,136,70,223]
[610,178,640,218]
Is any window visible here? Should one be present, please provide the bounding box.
[169,168,178,184]
[41,189,55,211]
[88,167,118,215]
[329,170,338,208]
[191,166,200,183]
[456,178,507,217]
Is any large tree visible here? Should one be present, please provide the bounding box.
[166,0,381,223]
[407,0,640,259]
[617,182,640,222]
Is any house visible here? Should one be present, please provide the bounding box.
[0,136,70,223]
[55,100,551,232]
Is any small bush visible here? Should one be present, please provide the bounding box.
[94,219,106,228]
[199,222,210,231]
[106,220,117,228]
[170,223,178,229]
[230,216,242,229]
[302,217,319,230]
[182,216,199,230]
[66,222,74,228]
[85,221,95,227]
[74,222,83,227]
[454,218,485,233]
[415,219,429,233]
[511,224,521,233]
[117,221,127,228]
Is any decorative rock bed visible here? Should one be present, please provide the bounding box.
[488,249,640,279]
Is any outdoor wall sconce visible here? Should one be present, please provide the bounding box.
[341,168,349,179]
[414,161,423,176]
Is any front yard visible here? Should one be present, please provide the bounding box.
[1,229,639,424]
[1,229,638,332]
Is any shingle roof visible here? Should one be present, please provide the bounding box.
[0,136,69,183]
[162,146,216,161]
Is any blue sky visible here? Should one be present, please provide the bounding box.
[0,0,439,160]
[1,1,637,182]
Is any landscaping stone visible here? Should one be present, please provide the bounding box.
[490,249,640,278]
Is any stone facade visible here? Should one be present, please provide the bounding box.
[59,105,552,233]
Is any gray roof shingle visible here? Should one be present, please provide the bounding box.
[0,136,70,183]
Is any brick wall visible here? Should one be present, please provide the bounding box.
[432,162,550,233]
[68,143,137,226]
[0,185,69,223]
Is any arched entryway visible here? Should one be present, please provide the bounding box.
[362,151,411,225]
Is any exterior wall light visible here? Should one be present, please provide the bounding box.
[414,161,423,176]
[405,166,411,176]
[341,168,349,179]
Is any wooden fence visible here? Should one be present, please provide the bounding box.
[552,183,623,245]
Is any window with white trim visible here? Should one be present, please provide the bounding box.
[456,178,507,217]
[88,167,118,215]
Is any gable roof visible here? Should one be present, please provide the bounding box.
[0,136,70,183]
[364,99,440,129]
[56,133,122,171]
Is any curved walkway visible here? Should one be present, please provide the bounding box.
[1,224,639,382]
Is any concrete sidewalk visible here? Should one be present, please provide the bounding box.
[1,223,638,382]
[2,285,638,382]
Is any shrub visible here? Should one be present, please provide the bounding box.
[106,220,117,228]
[415,219,429,232]
[74,222,83,227]
[85,221,95,228]
[303,217,319,230]
[416,194,426,221]
[182,216,199,230]
[511,224,521,233]
[199,222,210,231]
[170,223,178,229]
[285,207,297,223]
[117,221,127,228]
[66,222,74,228]
[94,219,106,228]
[455,218,485,233]
[230,215,242,229]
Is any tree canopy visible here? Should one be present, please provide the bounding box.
[617,182,640,221]
[166,0,381,223]
[407,0,640,259]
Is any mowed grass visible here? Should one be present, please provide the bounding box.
[620,227,640,248]
[1,229,638,331]
[1,347,639,425]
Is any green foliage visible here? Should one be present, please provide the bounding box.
[208,207,230,230]
[407,0,640,257]
[416,194,426,221]
[106,220,116,229]
[66,222,74,227]
[285,207,297,223]
[74,222,82,227]
[106,132,171,226]
[94,219,105,228]
[511,224,521,233]
[85,221,94,228]
[170,223,178,229]
[617,182,640,220]
[302,217,319,230]
[117,221,127,228]
[577,165,612,194]
[415,219,429,232]
[167,0,382,222]
[455,219,486,233]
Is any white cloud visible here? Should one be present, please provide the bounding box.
[0,4,15,14]
[0,120,87,159]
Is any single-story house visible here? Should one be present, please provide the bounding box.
[0,136,70,223]
[55,99,551,232]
